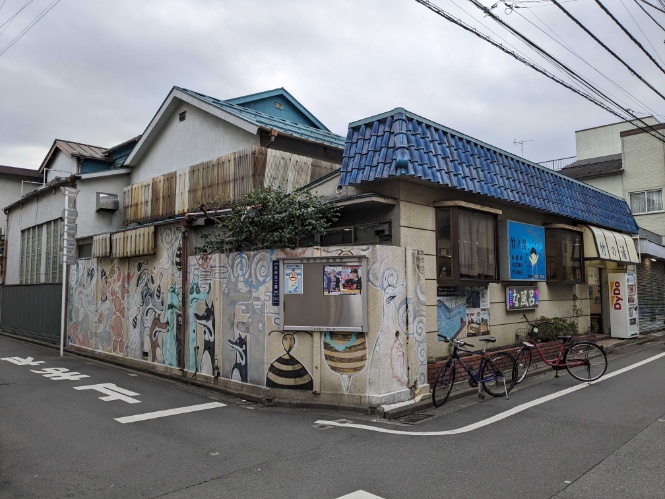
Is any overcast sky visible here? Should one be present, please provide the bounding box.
[1,0,664,169]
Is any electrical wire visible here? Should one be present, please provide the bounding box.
[637,0,665,15]
[634,0,665,32]
[0,0,36,33]
[593,0,665,76]
[551,0,665,102]
[413,1,665,146]
[0,0,61,57]
[511,1,663,120]
[619,0,665,66]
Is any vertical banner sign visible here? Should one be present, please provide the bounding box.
[272,260,280,306]
[61,187,79,265]
[507,221,546,281]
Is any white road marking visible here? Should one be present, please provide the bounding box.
[115,402,226,423]
[315,352,665,436]
[336,491,384,499]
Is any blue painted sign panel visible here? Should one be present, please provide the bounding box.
[508,221,546,281]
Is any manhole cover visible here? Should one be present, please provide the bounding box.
[398,412,435,425]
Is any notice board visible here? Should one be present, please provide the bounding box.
[279,256,368,332]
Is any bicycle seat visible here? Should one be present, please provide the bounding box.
[478,337,496,343]
[557,335,572,342]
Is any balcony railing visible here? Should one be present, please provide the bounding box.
[123,146,339,224]
[537,156,577,171]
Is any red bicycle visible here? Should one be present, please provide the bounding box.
[515,314,608,383]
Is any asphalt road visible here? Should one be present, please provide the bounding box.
[1,333,664,499]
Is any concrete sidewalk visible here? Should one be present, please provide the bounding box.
[383,330,665,420]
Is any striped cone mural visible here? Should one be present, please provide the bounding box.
[266,333,313,390]
[323,331,367,393]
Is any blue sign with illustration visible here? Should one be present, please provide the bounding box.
[508,221,546,281]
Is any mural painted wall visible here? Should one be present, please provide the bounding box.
[68,229,428,406]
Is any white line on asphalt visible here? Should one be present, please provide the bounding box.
[315,352,665,436]
[115,402,226,423]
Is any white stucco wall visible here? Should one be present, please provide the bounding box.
[4,185,65,285]
[0,175,39,233]
[622,132,665,235]
[76,171,130,238]
[576,117,659,160]
[46,152,77,182]
[130,102,259,185]
[576,174,624,199]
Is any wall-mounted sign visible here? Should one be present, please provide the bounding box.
[272,260,280,305]
[284,263,303,294]
[506,286,539,310]
[503,221,546,281]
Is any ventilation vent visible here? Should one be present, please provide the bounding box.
[275,102,284,110]
[179,111,187,122]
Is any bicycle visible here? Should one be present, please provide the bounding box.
[515,314,608,384]
[432,336,517,408]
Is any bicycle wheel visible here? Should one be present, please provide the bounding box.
[432,360,456,407]
[515,347,532,384]
[482,352,517,397]
[564,342,607,382]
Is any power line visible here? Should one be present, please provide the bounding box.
[509,1,664,120]
[637,0,665,15]
[0,0,61,57]
[593,0,665,76]
[634,0,665,32]
[619,0,665,66]
[551,0,665,103]
[413,1,665,146]
[0,0,36,33]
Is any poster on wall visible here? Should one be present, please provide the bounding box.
[323,265,362,295]
[437,286,490,340]
[507,221,546,281]
[284,263,303,294]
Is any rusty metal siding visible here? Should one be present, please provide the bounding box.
[0,284,62,343]
[122,146,340,224]
[111,226,155,259]
[92,234,111,257]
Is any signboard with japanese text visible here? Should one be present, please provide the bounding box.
[506,285,539,310]
[502,221,546,281]
[437,285,490,339]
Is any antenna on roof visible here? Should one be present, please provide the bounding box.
[513,138,533,158]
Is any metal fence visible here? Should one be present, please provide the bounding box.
[0,284,61,344]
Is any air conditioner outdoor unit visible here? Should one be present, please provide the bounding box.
[96,192,120,212]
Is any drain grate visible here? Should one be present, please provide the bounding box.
[398,412,435,425]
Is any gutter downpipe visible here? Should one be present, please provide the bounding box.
[180,217,190,371]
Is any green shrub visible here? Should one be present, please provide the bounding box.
[531,316,579,342]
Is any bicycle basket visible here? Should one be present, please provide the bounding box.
[515,327,529,346]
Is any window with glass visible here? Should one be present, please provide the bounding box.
[20,220,62,284]
[629,189,663,214]
[437,207,498,283]
[321,221,392,246]
[545,228,584,283]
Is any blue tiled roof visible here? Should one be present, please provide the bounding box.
[176,87,345,150]
[339,108,638,233]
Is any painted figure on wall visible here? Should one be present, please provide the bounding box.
[188,278,211,372]
[194,300,216,375]
[266,332,313,391]
[323,331,367,393]
[228,333,248,382]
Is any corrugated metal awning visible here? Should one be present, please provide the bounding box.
[583,225,639,263]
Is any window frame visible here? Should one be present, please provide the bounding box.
[629,189,663,215]
[436,206,500,285]
[545,228,585,284]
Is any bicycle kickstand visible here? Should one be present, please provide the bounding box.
[503,378,509,400]
[477,381,485,400]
